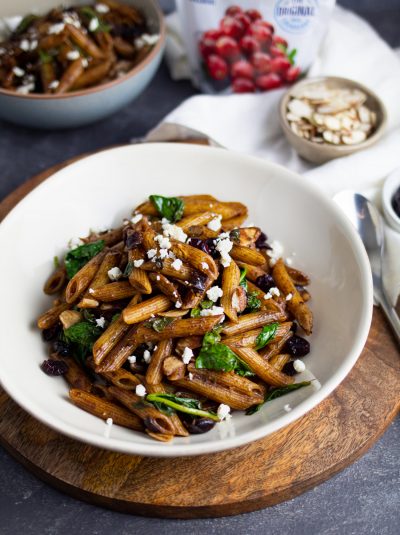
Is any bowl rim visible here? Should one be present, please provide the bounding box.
[279,75,388,154]
[0,0,165,100]
[382,167,400,231]
[0,143,374,457]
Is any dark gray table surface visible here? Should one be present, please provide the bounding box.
[0,1,399,534]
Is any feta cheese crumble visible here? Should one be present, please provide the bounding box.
[284,404,292,412]
[95,3,110,13]
[135,33,159,49]
[171,258,182,271]
[217,404,231,420]
[159,248,169,259]
[201,261,209,270]
[175,301,182,308]
[264,287,280,300]
[108,266,122,281]
[147,248,157,259]
[206,286,223,302]
[66,50,80,60]
[286,257,293,266]
[48,23,65,35]
[293,359,306,373]
[88,288,94,294]
[128,355,137,364]
[104,417,113,437]
[68,237,84,249]
[215,234,233,267]
[135,384,146,397]
[89,17,99,32]
[207,215,222,232]
[133,259,144,268]
[16,83,35,94]
[143,350,152,364]
[155,234,171,249]
[162,222,187,242]
[12,66,25,77]
[286,293,293,301]
[200,306,224,317]
[182,347,193,364]
[267,240,284,267]
[48,80,59,90]
[188,372,194,381]
[95,317,106,328]
[131,213,142,224]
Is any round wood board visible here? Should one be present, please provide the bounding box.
[0,148,399,519]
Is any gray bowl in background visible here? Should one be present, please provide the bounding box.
[0,0,165,129]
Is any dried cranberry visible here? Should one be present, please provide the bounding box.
[256,73,283,91]
[251,52,271,74]
[206,54,229,80]
[270,45,286,58]
[285,66,301,83]
[231,59,254,79]
[284,335,310,357]
[188,238,211,256]
[41,359,68,376]
[53,339,71,357]
[239,35,261,56]
[42,324,60,342]
[199,37,217,58]
[247,24,272,46]
[125,230,143,249]
[204,238,219,259]
[255,231,269,249]
[204,29,223,41]
[272,35,288,48]
[191,272,208,292]
[256,274,275,292]
[220,16,245,39]
[232,78,256,93]
[270,56,291,74]
[282,361,297,376]
[183,418,216,434]
[391,186,400,217]
[235,13,252,31]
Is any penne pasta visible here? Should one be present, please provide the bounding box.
[222,309,287,337]
[145,339,173,385]
[231,244,266,266]
[128,249,152,294]
[65,249,107,304]
[44,266,67,295]
[122,295,171,324]
[221,260,241,322]
[133,315,223,344]
[90,281,138,301]
[78,250,121,308]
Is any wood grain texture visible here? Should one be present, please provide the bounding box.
[0,151,399,519]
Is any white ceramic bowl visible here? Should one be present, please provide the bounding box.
[382,167,400,233]
[0,0,165,128]
[0,143,373,457]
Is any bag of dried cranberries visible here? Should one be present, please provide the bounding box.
[175,1,336,93]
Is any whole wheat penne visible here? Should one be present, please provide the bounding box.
[85,228,124,247]
[102,0,144,24]
[133,315,223,344]
[176,212,215,231]
[52,354,92,392]
[231,244,266,266]
[145,339,173,385]
[187,364,265,398]
[145,382,189,437]
[39,33,66,50]
[140,258,195,282]
[272,259,313,335]
[101,369,141,390]
[65,249,107,304]
[43,266,66,295]
[65,24,104,59]
[227,345,294,387]
[37,302,70,329]
[92,316,130,365]
[172,375,258,410]
[286,266,311,286]
[187,225,219,239]
[96,327,139,372]
[78,250,121,308]
[222,309,287,337]
[90,383,114,400]
[300,289,311,302]
[175,336,203,354]
[136,199,241,220]
[234,227,261,247]
[40,60,56,93]
[69,389,143,431]
[55,58,84,94]
[180,288,206,309]
[236,261,268,282]
[221,213,248,230]
[224,322,292,349]
[149,272,181,306]
[269,353,291,372]
[259,331,293,360]
[246,281,283,312]
[112,36,136,58]
[108,387,176,436]
[128,249,152,294]
[90,281,137,301]
[123,295,171,324]
[221,260,240,322]
[170,241,218,279]
[72,59,113,90]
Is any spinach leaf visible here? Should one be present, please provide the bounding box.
[196,327,254,377]
[246,291,261,311]
[64,240,105,279]
[255,323,279,350]
[190,299,214,318]
[39,50,53,64]
[146,393,219,421]
[123,261,135,277]
[80,6,111,32]
[15,14,38,34]
[229,229,240,242]
[149,195,184,223]
[111,313,121,323]
[239,267,247,286]
[246,381,312,415]
[144,316,174,332]
[63,321,102,365]
[287,48,297,65]
[53,256,60,269]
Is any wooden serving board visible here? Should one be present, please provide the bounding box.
[0,149,399,519]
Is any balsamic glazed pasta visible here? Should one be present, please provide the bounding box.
[37,194,313,441]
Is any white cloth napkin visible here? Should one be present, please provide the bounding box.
[145,6,400,305]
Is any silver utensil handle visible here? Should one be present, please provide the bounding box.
[375,290,400,346]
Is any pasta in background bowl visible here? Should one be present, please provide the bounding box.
[0,143,373,456]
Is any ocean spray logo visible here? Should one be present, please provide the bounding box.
[274,0,317,33]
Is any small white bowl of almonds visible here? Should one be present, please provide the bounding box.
[279,76,387,164]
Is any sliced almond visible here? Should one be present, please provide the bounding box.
[358,105,370,123]
[342,130,367,145]
[324,116,341,130]
[323,130,341,144]
[288,98,313,119]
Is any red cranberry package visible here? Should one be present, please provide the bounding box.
[175,1,335,93]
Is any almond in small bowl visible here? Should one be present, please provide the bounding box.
[279,76,387,164]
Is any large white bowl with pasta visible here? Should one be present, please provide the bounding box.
[0,143,373,457]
